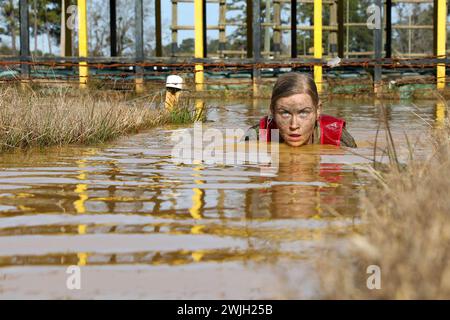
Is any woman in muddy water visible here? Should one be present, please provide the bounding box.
[245,72,357,148]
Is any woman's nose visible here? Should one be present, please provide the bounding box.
[289,116,300,130]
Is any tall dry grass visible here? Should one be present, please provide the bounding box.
[317,103,450,299]
[0,86,199,152]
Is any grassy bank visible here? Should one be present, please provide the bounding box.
[0,86,199,152]
[318,103,450,299]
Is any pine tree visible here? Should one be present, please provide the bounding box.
[0,0,19,54]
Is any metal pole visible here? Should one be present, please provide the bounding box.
[253,0,261,96]
[155,0,162,56]
[291,0,297,58]
[408,14,411,56]
[110,0,117,57]
[433,0,437,55]
[202,0,207,58]
[20,0,30,80]
[338,0,344,58]
[385,0,392,58]
[374,0,382,93]
[246,0,253,59]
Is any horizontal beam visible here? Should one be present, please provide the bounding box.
[391,24,434,29]
[171,25,225,30]
[2,56,448,66]
[392,0,433,2]
[275,0,335,3]
[173,0,225,2]
[211,24,438,31]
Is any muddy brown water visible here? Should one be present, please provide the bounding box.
[0,98,442,299]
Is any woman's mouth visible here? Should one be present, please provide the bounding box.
[287,134,302,141]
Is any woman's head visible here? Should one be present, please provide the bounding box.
[270,73,321,147]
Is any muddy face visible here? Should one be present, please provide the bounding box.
[272,94,321,147]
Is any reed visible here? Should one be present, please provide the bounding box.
[316,101,450,299]
[0,86,201,152]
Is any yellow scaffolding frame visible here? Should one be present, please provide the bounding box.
[314,0,323,93]
[77,0,88,89]
[194,0,205,91]
[436,0,447,89]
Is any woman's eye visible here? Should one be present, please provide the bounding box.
[280,111,290,117]
[299,110,312,117]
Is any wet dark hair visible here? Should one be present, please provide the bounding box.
[270,73,319,113]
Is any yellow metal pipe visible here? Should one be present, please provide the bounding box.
[189,164,204,220]
[314,0,323,93]
[194,0,204,91]
[77,0,88,88]
[74,159,88,266]
[73,149,97,266]
[189,169,206,262]
[436,101,446,127]
[436,0,447,90]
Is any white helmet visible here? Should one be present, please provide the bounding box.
[166,75,184,90]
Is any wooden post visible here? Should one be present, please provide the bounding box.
[135,0,144,93]
[20,0,30,80]
[252,0,261,96]
[329,0,337,56]
[345,0,349,58]
[385,0,391,58]
[436,0,447,90]
[171,0,178,56]
[273,0,281,58]
[374,0,382,94]
[110,0,117,57]
[194,0,205,91]
[337,0,344,58]
[219,0,226,57]
[291,0,297,58]
[61,0,72,57]
[314,0,322,93]
[264,0,271,58]
[77,0,88,88]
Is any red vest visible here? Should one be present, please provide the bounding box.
[259,114,345,146]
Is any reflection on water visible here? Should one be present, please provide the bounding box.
[0,99,441,298]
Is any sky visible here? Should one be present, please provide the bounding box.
[0,1,438,56]
[1,0,223,54]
